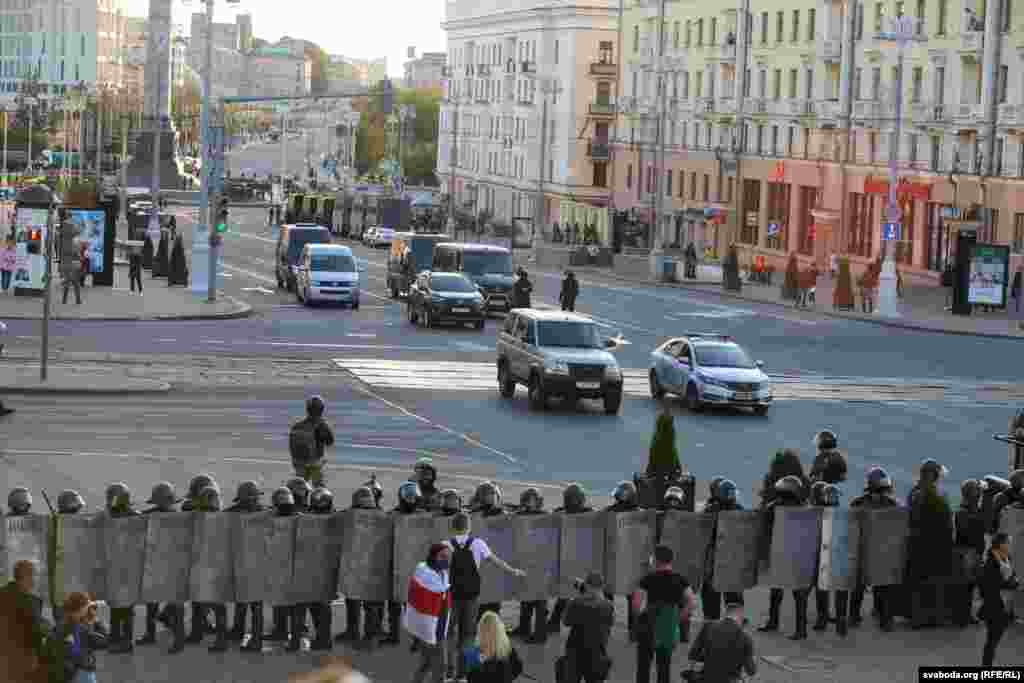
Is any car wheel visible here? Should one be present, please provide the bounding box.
[498,362,515,398]
[408,305,418,324]
[352,299,360,310]
[603,392,622,415]
[528,373,547,411]
[276,275,284,288]
[475,319,485,331]
[649,370,665,399]
[753,405,769,417]
[686,383,704,413]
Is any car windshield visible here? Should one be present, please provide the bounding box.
[693,344,756,369]
[430,275,476,293]
[287,231,329,262]
[310,253,355,271]
[462,251,513,276]
[536,321,601,348]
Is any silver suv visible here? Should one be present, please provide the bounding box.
[496,309,624,415]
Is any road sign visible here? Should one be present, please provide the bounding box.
[767,222,780,236]
[883,222,901,241]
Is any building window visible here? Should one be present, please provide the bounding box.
[702,174,710,201]
[771,126,779,154]
[633,25,639,52]
[773,69,781,100]
[666,169,673,195]
[743,68,751,96]
[999,65,1009,103]
[808,8,816,40]
[761,12,769,44]
[997,137,1005,175]
[678,168,685,197]
[930,136,941,171]
[896,200,916,264]
[593,162,607,188]
[792,10,800,42]
[686,20,692,47]
[776,11,784,42]
[726,177,734,203]
[788,69,798,98]
[912,66,923,101]
[555,40,559,64]
[871,67,881,100]
[1013,213,1024,253]
[915,0,926,32]
[673,21,680,48]
[856,2,865,38]
[690,171,698,200]
[697,19,704,45]
[766,181,789,250]
[626,163,632,189]
[741,179,762,245]
[909,133,919,163]
[875,2,884,31]
[1002,0,1012,32]
[695,71,703,97]
[935,67,946,104]
[787,127,796,156]
[848,193,873,257]
[937,0,947,34]
[868,132,878,164]
[683,71,690,98]
[799,187,819,255]
[711,17,718,44]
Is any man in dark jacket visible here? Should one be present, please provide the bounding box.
[129,246,143,293]
[701,479,745,621]
[1,560,49,670]
[289,395,336,486]
[808,430,847,486]
[559,271,579,312]
[849,467,900,629]
[136,482,186,653]
[510,488,549,643]
[954,479,987,628]
[757,475,811,640]
[226,481,266,652]
[562,572,614,683]
[980,532,1019,666]
[906,459,954,629]
[687,601,757,683]
[549,484,594,633]
[512,269,533,309]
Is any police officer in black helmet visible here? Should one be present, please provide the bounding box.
[7,487,32,516]
[268,478,313,643]
[382,481,424,647]
[306,486,336,651]
[136,482,186,654]
[604,481,640,639]
[954,479,987,628]
[809,481,848,636]
[849,467,899,630]
[548,483,594,633]
[701,478,745,622]
[335,486,379,646]
[510,488,549,643]
[809,430,847,486]
[757,475,811,640]
[106,483,142,654]
[226,481,266,651]
[992,469,1024,534]
[437,489,463,517]
[263,487,304,652]
[193,486,230,652]
[364,475,384,509]
[289,395,335,487]
[181,474,218,512]
[414,459,441,512]
[56,489,86,515]
[473,481,506,620]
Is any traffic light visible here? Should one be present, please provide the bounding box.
[216,197,229,235]
[381,78,393,114]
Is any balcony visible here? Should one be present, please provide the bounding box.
[789,100,815,116]
[520,61,536,74]
[589,60,617,77]
[504,59,516,75]
[517,98,534,107]
[587,140,611,160]
[589,100,616,116]
[853,100,887,122]
[953,102,982,124]
[817,100,841,120]
[744,98,768,115]
[477,64,491,76]
[698,97,715,114]
[912,102,946,124]
[999,103,1024,126]
[717,97,737,115]
[959,32,984,61]
[821,38,841,62]
[719,43,736,61]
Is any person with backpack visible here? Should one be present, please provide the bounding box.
[445,512,525,683]
[289,395,336,486]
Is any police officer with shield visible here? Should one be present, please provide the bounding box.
[226,481,266,652]
[757,475,811,640]
[193,486,230,652]
[849,467,900,630]
[306,486,336,651]
[548,483,594,633]
[106,483,142,654]
[414,459,441,512]
[382,481,424,647]
[604,481,641,639]
[809,482,848,636]
[510,488,549,644]
[473,481,506,620]
[701,479,745,622]
[7,487,32,515]
[137,482,186,653]
[268,478,314,643]
[182,475,220,643]
[436,490,463,517]
[335,486,380,646]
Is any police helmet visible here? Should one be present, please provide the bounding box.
[398,481,422,506]
[475,481,499,508]
[286,477,313,507]
[919,459,948,481]
[810,481,838,506]
[147,481,182,508]
[351,487,377,510]
[105,482,130,508]
[57,489,86,514]
[187,474,218,500]
[961,479,984,502]
[708,476,725,501]
[272,487,295,509]
[441,489,462,514]
[197,485,222,512]
[716,481,741,507]
[306,394,326,418]
[612,481,638,506]
[8,487,31,513]
[234,481,263,504]
[414,458,437,485]
[814,430,838,450]
[865,467,892,493]
[364,475,384,504]
[1010,469,1024,492]
[520,487,544,512]
[774,475,805,499]
[663,486,686,510]
[563,483,587,511]
[310,486,334,513]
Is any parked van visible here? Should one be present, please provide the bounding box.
[431,242,515,312]
[386,232,450,298]
[275,223,331,291]
[295,243,360,308]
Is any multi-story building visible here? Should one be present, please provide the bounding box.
[189,12,239,52]
[187,13,248,98]
[236,13,252,53]
[0,0,127,96]
[330,55,388,87]
[404,51,447,90]
[244,47,309,97]
[325,55,363,93]
[614,0,1024,283]
[438,0,619,237]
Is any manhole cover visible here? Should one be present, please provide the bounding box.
[762,655,837,672]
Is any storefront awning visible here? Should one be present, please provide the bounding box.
[864,176,932,201]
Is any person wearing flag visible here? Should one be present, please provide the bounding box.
[404,543,452,683]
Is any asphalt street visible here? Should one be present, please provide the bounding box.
[3,196,1023,504]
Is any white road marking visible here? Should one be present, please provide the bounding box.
[221,262,276,285]
[248,341,459,351]
[346,333,378,338]
[156,338,177,342]
[241,286,275,295]
[201,339,226,344]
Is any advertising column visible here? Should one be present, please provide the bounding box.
[12,207,48,296]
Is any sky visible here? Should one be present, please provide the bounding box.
[123,0,448,78]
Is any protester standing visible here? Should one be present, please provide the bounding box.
[60,239,83,305]
[45,592,108,683]
[128,246,143,294]
[687,601,757,683]
[561,573,614,683]
[289,395,336,487]
[404,544,452,683]
[631,545,697,683]
[980,532,1019,666]
[559,271,578,312]
[0,236,14,292]
[0,559,50,680]
[466,611,522,683]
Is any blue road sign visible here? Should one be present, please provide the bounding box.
[767,222,780,236]
[883,222,901,241]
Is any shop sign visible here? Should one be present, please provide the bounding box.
[863,176,931,201]
[967,244,1010,306]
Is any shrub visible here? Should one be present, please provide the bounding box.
[647,413,682,477]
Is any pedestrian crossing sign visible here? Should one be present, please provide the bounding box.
[883,222,901,241]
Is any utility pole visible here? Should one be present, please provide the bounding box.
[447,93,460,237]
[732,0,751,255]
[191,0,215,295]
[148,34,167,243]
[40,204,53,382]
[648,0,668,278]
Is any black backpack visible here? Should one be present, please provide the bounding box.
[449,537,481,600]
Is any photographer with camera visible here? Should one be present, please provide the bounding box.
[557,572,613,683]
[686,600,757,683]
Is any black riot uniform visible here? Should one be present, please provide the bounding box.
[6,487,32,516]
[953,479,987,628]
[335,486,382,646]
[991,469,1024,533]
[849,467,900,629]
[757,475,811,641]
[905,459,954,630]
[603,481,640,638]
[383,481,424,646]
[547,484,594,632]
[435,489,463,518]
[182,474,220,642]
[262,488,304,653]
[415,459,441,512]
[510,488,549,644]
[226,481,266,652]
[52,490,86,624]
[306,487,336,651]
[137,482,186,654]
[808,430,848,485]
[106,485,142,654]
[809,482,848,636]
[269,478,314,643]
[701,479,745,621]
[192,486,230,652]
[474,482,506,620]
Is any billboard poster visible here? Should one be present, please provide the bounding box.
[967,244,1010,306]
[69,210,106,274]
[13,208,48,291]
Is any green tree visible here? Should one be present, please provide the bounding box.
[647,413,682,477]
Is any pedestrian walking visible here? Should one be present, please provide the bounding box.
[631,545,697,683]
[559,271,578,312]
[559,572,614,683]
[45,592,108,683]
[686,601,757,683]
[1,236,15,292]
[128,246,143,294]
[445,512,525,683]
[980,532,1018,666]
[466,611,523,683]
[512,269,532,309]
[404,543,451,683]
[61,240,83,305]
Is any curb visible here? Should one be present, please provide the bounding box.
[0,298,254,322]
[565,267,1024,341]
[0,381,173,395]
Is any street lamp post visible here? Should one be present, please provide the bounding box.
[874,14,923,317]
[397,104,415,188]
[148,35,169,243]
[534,78,563,249]
[648,0,669,278]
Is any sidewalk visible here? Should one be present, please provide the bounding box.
[0,361,171,393]
[0,274,252,321]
